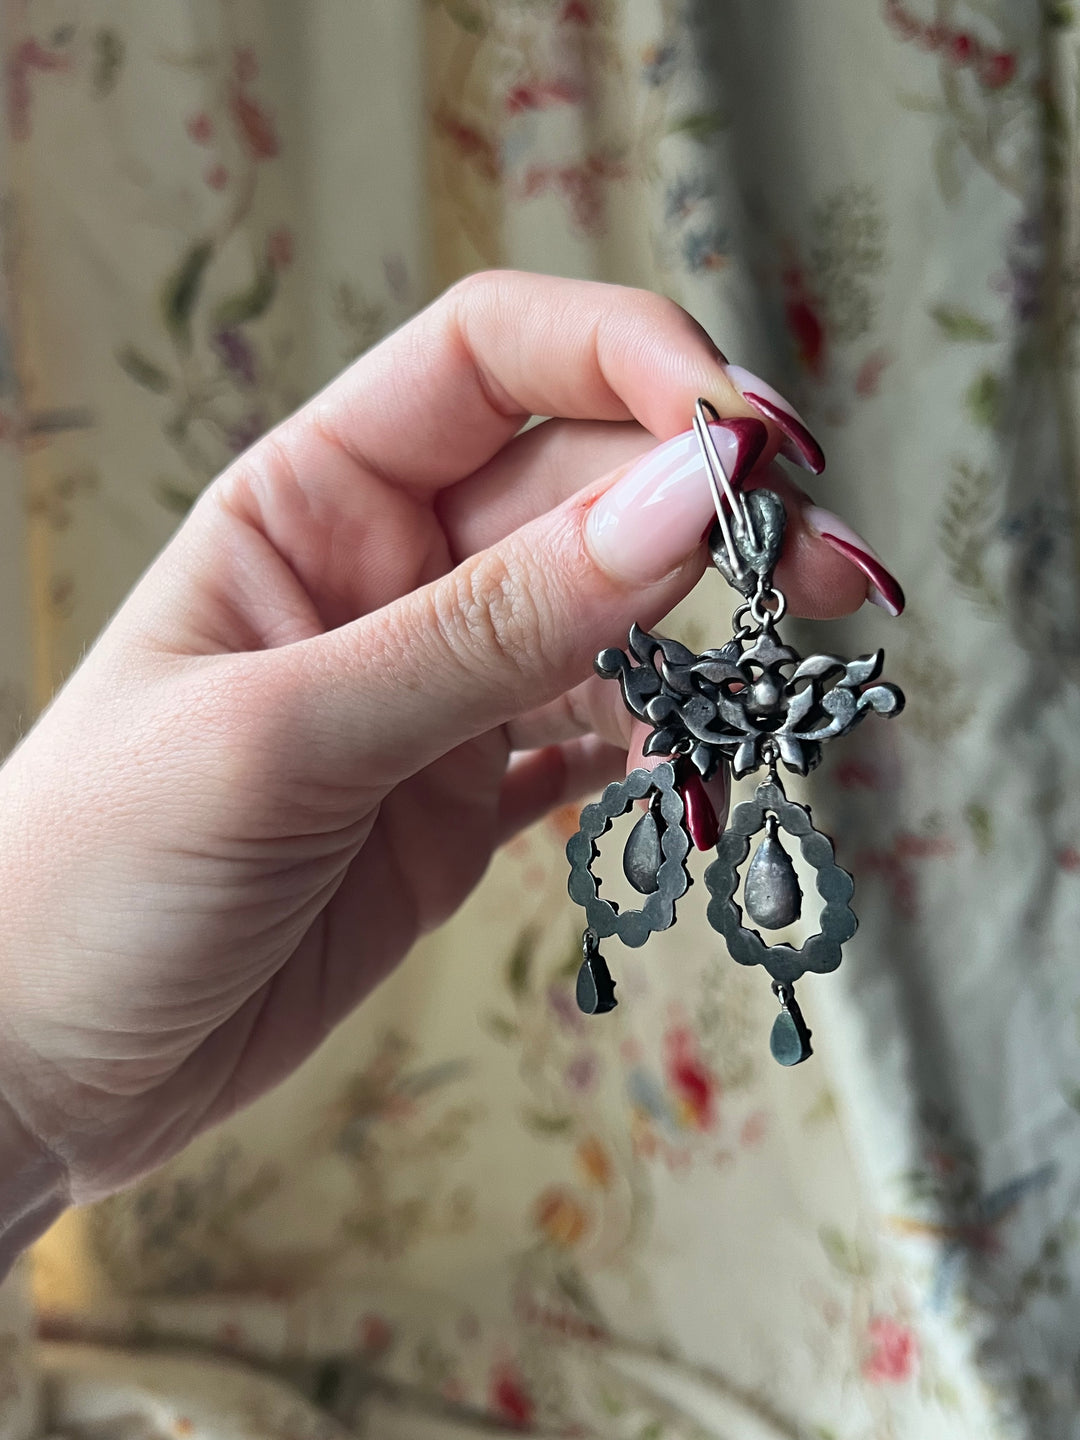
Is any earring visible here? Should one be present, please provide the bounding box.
[566,399,905,1066]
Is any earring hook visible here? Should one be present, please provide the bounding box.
[692,398,761,579]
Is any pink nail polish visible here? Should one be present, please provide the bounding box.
[804,505,906,617]
[725,364,826,475]
[586,420,767,584]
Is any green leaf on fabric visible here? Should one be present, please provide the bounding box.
[554,1266,598,1316]
[637,1423,664,1440]
[819,1225,869,1277]
[157,480,199,514]
[444,1,487,33]
[93,28,125,96]
[213,262,278,330]
[965,802,993,853]
[1064,1086,1080,1113]
[161,240,214,349]
[506,927,537,997]
[598,1390,625,1417]
[116,345,172,393]
[966,370,1002,429]
[482,1013,520,1042]
[940,460,1001,611]
[523,1109,574,1136]
[668,110,729,140]
[930,305,996,342]
[1047,3,1074,26]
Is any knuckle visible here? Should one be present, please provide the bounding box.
[433,547,543,684]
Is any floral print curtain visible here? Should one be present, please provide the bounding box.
[2,2,1080,1437]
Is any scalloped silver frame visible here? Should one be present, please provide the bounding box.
[566,762,690,948]
[704,779,856,984]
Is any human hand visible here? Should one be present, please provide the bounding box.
[0,272,901,1230]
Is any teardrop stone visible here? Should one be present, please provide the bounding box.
[576,950,618,1015]
[623,807,662,894]
[744,818,802,929]
[770,1003,813,1066]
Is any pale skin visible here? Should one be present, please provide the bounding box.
[0,273,870,1262]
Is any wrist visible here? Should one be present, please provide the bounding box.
[0,1091,67,1279]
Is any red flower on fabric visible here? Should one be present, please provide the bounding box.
[267,226,294,269]
[980,52,1017,89]
[233,46,259,84]
[358,1313,395,1355]
[949,32,975,63]
[489,1361,535,1429]
[560,0,593,22]
[862,1316,919,1383]
[230,85,279,159]
[205,163,229,190]
[186,111,214,144]
[781,264,826,377]
[662,1025,719,1130]
[434,106,500,181]
[7,38,71,142]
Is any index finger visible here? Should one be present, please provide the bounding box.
[307,270,776,494]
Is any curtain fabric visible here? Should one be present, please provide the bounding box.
[1,2,1079,1437]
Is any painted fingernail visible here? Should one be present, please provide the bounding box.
[586,419,767,584]
[804,505,906,617]
[680,768,723,850]
[724,364,826,475]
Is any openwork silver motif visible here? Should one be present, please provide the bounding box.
[704,776,856,986]
[597,624,903,780]
[565,761,690,948]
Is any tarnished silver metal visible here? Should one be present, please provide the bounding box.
[704,774,856,986]
[597,621,904,780]
[567,397,906,1059]
[623,798,662,895]
[708,489,787,598]
[743,816,802,930]
[566,761,691,948]
[770,981,814,1066]
[577,930,617,1015]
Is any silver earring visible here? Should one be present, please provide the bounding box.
[566,399,905,1066]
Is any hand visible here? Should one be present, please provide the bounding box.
[0,272,884,1222]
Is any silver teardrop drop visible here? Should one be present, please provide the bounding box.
[623,807,662,894]
[744,817,802,929]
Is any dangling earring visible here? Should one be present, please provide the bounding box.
[566,399,905,1066]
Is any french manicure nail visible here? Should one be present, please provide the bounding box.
[724,364,826,475]
[586,420,767,585]
[804,505,906,617]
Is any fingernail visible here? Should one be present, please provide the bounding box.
[680,766,729,849]
[724,364,826,475]
[586,420,767,584]
[804,505,906,617]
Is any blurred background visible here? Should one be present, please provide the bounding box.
[2,2,1080,1438]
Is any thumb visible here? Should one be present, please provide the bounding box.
[296,423,760,784]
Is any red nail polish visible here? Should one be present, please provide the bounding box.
[740,392,826,475]
[680,768,720,850]
[722,417,770,487]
